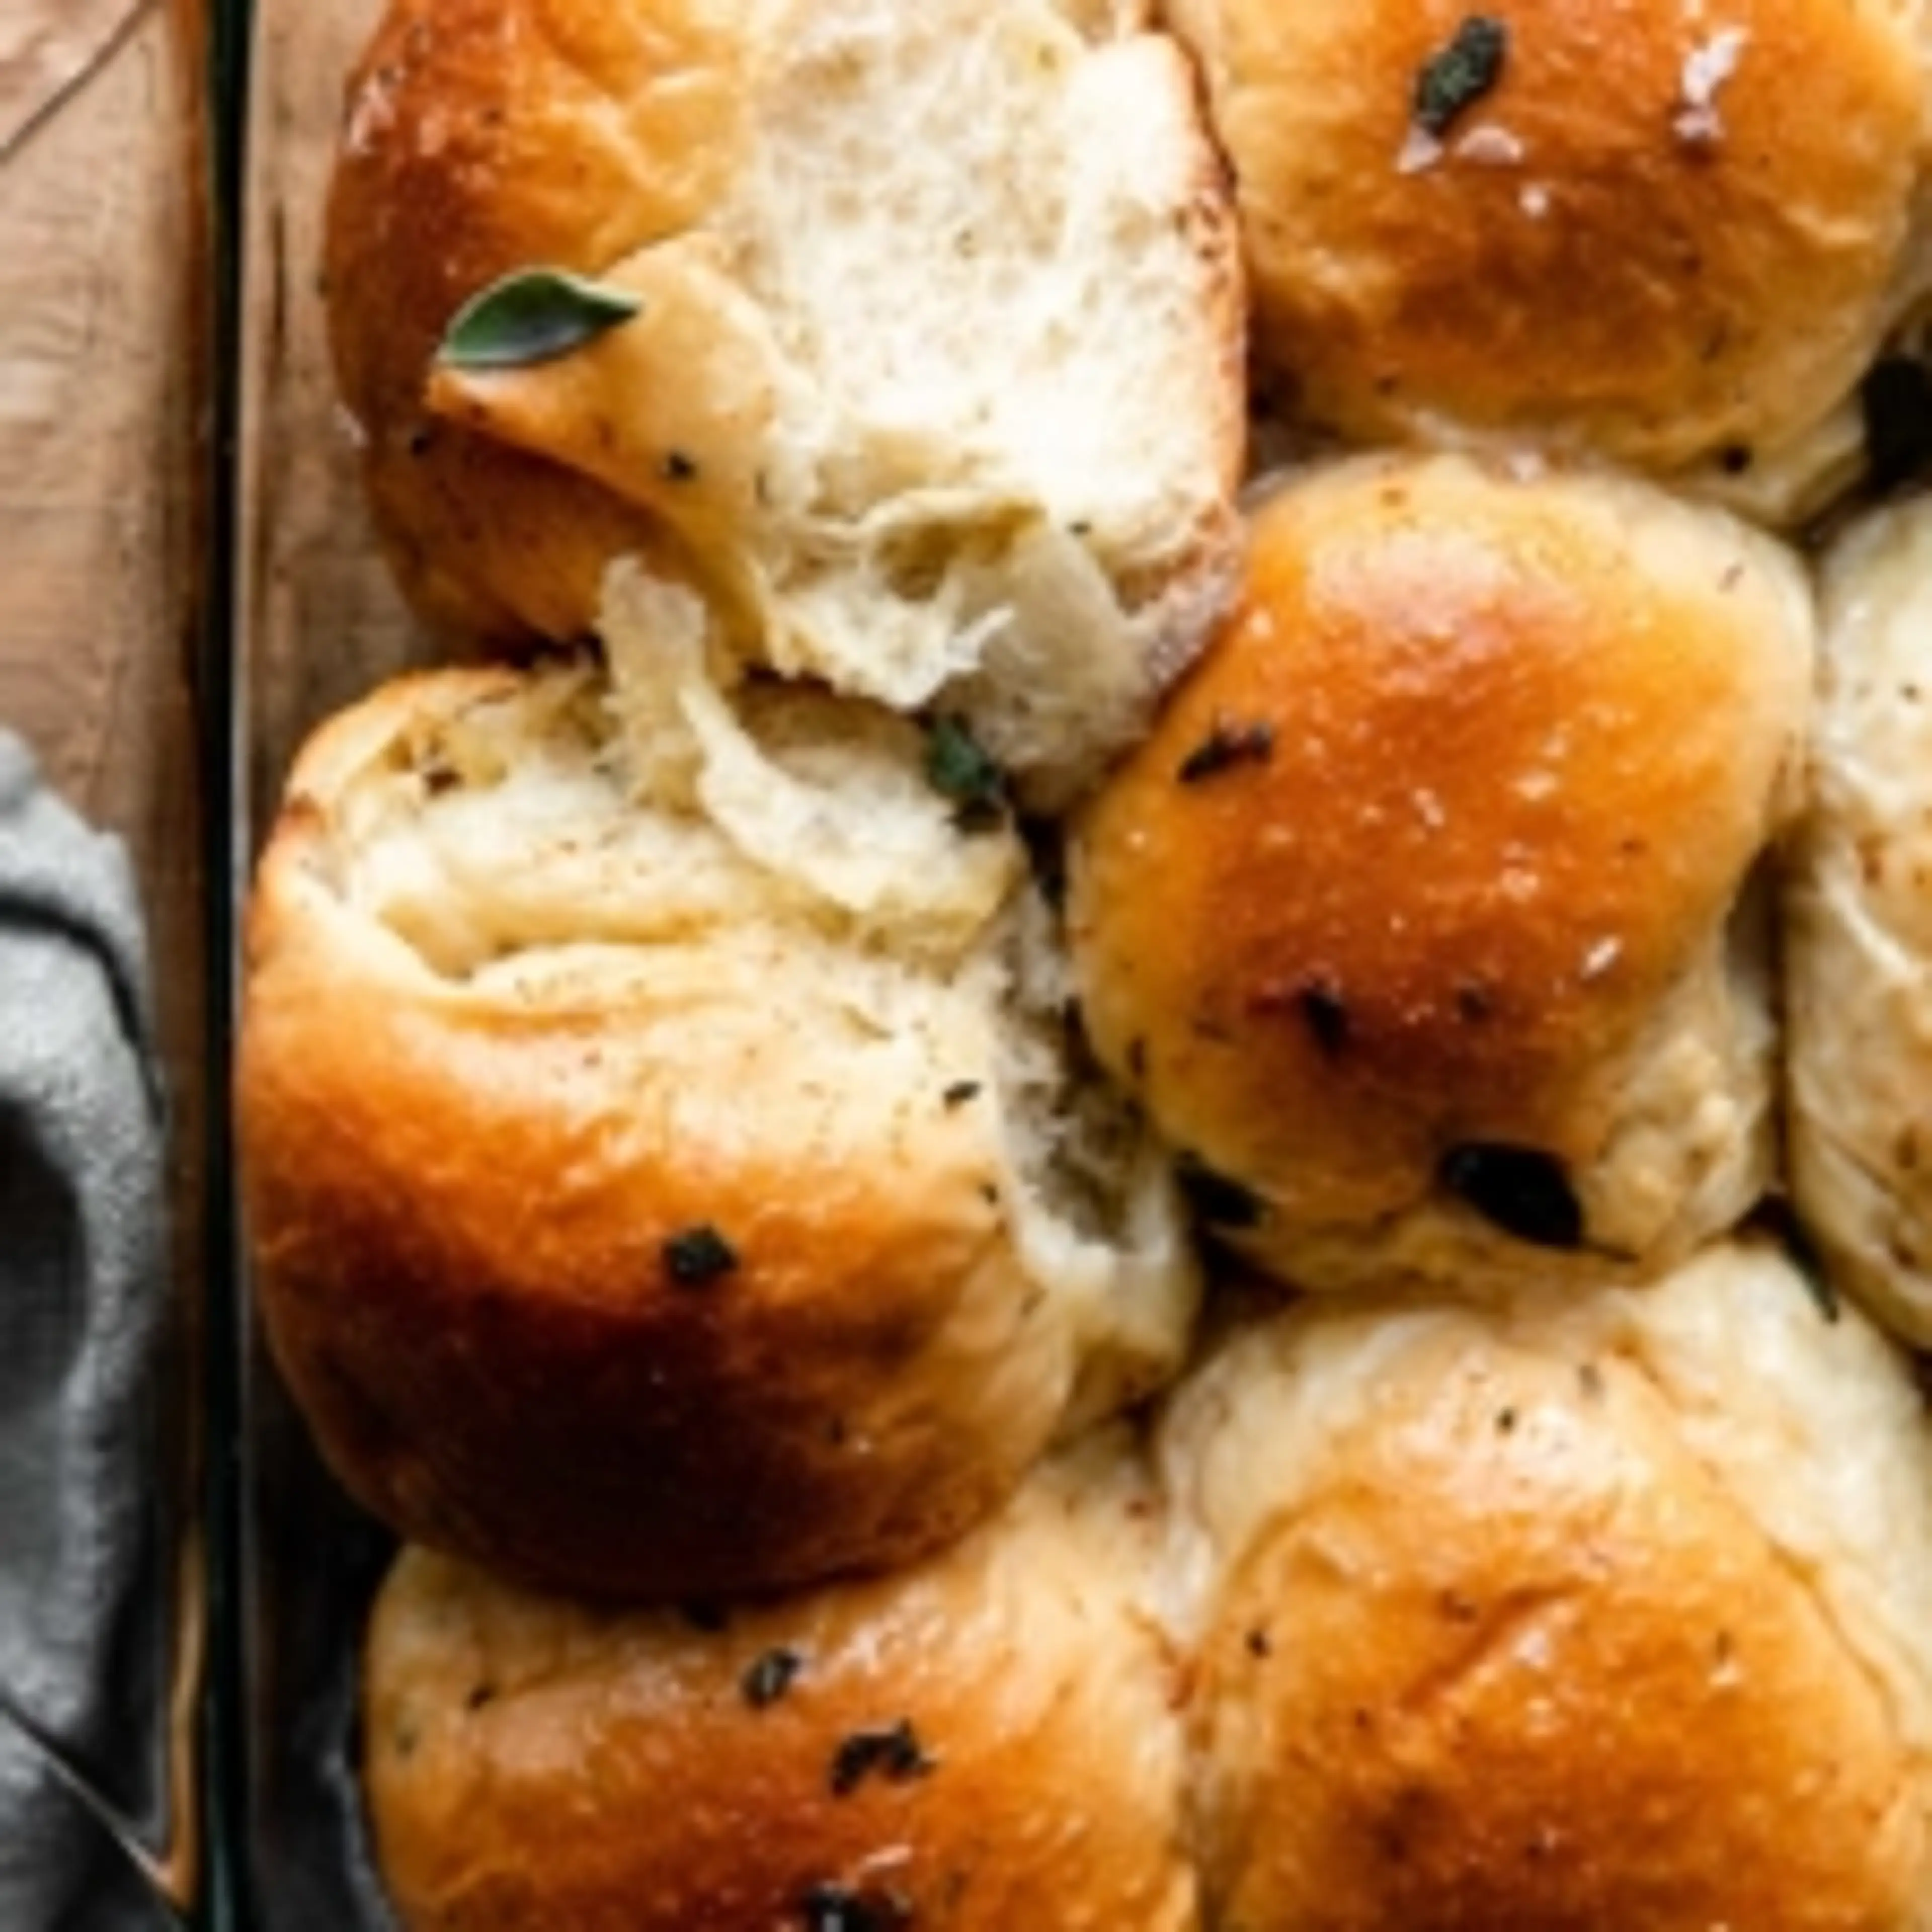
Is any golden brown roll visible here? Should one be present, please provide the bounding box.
[237,589,1197,1600]
[325,0,1245,803]
[1788,496,1932,1345]
[1159,1241,1932,1931]
[363,1433,1197,1930]
[1068,454,1812,1298]
[1167,0,1930,516]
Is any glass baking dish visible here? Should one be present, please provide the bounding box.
[218,0,422,1921]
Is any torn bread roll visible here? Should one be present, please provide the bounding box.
[236,580,1198,1600]
[1167,0,1929,520]
[362,1432,1196,1931]
[1068,454,1812,1297]
[325,0,1245,805]
[1159,1241,1932,1931]
[1788,497,1932,1346]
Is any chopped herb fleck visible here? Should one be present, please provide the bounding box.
[942,1081,982,1108]
[661,449,699,482]
[1413,16,1508,140]
[922,716,1008,833]
[436,267,641,370]
[1438,1143,1583,1250]
[1177,716,1275,784]
[830,1720,935,1796]
[742,1647,803,1709]
[1246,1628,1272,1659]
[1862,357,1932,494]
[1177,1153,1265,1230]
[1297,981,1350,1057]
[800,1884,913,1932]
[663,1224,739,1287]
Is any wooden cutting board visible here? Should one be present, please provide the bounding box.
[0,1,209,1910]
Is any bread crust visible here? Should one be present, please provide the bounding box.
[238,669,1112,1598]
[325,0,741,640]
[363,1439,1198,1930]
[1069,455,1811,1291]
[1161,1245,1932,1930]
[1171,0,1926,490]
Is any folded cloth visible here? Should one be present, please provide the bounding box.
[0,731,182,1927]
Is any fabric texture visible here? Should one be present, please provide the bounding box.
[0,730,180,1928]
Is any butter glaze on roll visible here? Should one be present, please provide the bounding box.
[1167,0,1930,517]
[1789,497,1932,1345]
[1159,1242,1932,1931]
[237,582,1197,1601]
[325,0,1245,804]
[1069,454,1812,1297]
[363,1433,1197,1931]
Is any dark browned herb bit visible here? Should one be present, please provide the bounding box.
[941,1081,982,1108]
[1297,981,1350,1057]
[1862,356,1932,494]
[1017,815,1067,912]
[1438,1143,1583,1250]
[742,1647,804,1709]
[1413,16,1509,139]
[661,449,699,482]
[1177,1153,1265,1230]
[800,1883,914,1932]
[830,1720,936,1796]
[663,1224,739,1287]
[1246,1628,1272,1658]
[1177,716,1275,784]
[922,716,1008,833]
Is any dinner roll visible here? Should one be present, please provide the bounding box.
[1068,454,1812,1298]
[1159,1242,1932,1930]
[363,1433,1197,1930]
[1787,496,1932,1345]
[325,0,1244,804]
[236,576,1197,1600]
[1168,0,1930,516]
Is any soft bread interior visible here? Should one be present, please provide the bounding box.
[431,0,1239,805]
[303,575,1196,1404]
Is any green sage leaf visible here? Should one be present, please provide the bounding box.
[437,267,641,371]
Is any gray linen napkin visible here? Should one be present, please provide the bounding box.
[0,731,182,1928]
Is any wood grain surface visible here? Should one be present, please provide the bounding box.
[0,0,211,1911]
